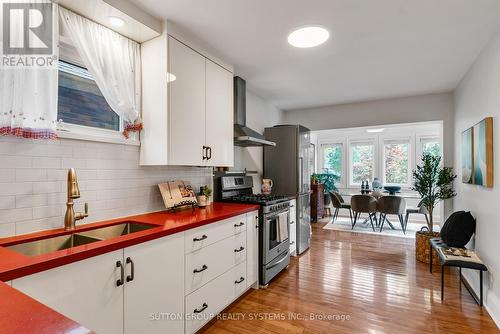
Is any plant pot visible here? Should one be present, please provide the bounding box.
[415,231,440,264]
[197,195,207,207]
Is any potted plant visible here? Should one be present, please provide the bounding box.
[412,153,456,263]
[311,173,339,206]
[197,185,212,207]
[202,185,212,205]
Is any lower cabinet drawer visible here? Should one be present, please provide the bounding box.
[185,261,247,334]
[184,214,247,254]
[185,232,246,294]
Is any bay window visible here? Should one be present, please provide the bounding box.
[383,140,410,186]
[320,143,343,181]
[349,141,375,185]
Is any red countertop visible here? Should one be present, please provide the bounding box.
[0,202,259,333]
[0,281,93,334]
[0,202,259,281]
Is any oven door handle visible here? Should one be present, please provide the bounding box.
[266,254,289,270]
[265,208,290,219]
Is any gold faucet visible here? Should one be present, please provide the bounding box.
[64,168,89,230]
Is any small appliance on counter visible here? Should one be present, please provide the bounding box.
[214,173,291,286]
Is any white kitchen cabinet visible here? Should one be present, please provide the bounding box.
[185,231,246,294]
[140,34,234,167]
[205,59,234,167]
[168,37,207,166]
[184,214,246,254]
[12,235,185,334]
[12,250,125,334]
[185,261,247,334]
[124,233,184,334]
[246,211,259,288]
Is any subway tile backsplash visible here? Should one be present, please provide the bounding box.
[0,137,213,237]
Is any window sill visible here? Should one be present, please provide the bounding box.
[57,130,140,146]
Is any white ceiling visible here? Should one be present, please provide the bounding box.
[133,0,500,111]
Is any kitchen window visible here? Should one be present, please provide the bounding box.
[56,34,139,145]
[349,141,375,185]
[383,139,410,186]
[320,143,343,182]
[58,60,121,132]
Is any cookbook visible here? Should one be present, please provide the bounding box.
[158,181,197,209]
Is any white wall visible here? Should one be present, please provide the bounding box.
[283,93,454,166]
[0,137,212,237]
[233,90,283,193]
[454,28,500,327]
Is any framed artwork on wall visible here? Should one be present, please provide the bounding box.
[461,127,474,184]
[462,117,494,187]
[473,117,494,187]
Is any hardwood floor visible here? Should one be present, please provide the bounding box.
[201,219,499,333]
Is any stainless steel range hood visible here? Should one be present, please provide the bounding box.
[234,77,276,147]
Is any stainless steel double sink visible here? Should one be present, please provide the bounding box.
[6,221,156,257]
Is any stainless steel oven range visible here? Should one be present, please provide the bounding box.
[215,174,291,286]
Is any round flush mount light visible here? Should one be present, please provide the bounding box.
[366,128,385,133]
[108,16,125,27]
[288,26,330,48]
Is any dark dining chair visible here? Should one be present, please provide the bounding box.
[377,196,407,234]
[405,200,429,227]
[330,192,353,224]
[350,195,378,231]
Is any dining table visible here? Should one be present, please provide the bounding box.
[338,191,422,230]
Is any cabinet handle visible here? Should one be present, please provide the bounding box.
[116,261,124,287]
[193,264,208,273]
[234,246,245,253]
[234,277,245,284]
[207,146,212,160]
[290,241,295,245]
[234,222,244,227]
[202,146,208,160]
[193,235,207,242]
[290,221,295,225]
[193,302,208,314]
[126,257,135,282]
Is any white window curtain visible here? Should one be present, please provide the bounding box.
[59,7,142,138]
[0,2,59,139]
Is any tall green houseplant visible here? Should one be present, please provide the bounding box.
[412,153,457,234]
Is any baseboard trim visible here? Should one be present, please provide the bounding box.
[462,271,500,329]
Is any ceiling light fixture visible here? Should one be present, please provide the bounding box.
[288,26,329,48]
[108,16,125,27]
[366,128,385,133]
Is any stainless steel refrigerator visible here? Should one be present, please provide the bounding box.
[264,125,312,255]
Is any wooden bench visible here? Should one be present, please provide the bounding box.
[429,238,487,306]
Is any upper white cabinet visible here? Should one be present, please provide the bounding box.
[140,34,234,167]
[168,37,207,166]
[205,59,234,167]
